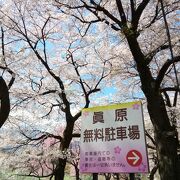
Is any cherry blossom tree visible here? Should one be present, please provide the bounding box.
[0,0,179,179]
[0,0,119,179]
[53,0,180,180]
[0,27,15,128]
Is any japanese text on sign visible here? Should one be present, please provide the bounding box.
[83,125,140,142]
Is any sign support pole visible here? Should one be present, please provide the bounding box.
[93,173,98,180]
[129,173,135,180]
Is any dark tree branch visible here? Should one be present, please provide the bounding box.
[66,47,105,121]
[19,129,62,145]
[149,162,159,180]
[147,144,156,150]
[162,90,172,107]
[0,66,16,89]
[116,0,127,24]
[1,27,7,66]
[145,1,160,28]
[55,0,87,9]
[160,87,180,107]
[160,87,180,92]
[40,90,58,96]
[17,172,54,179]
[0,28,14,130]
[11,96,32,110]
[15,22,72,119]
[132,0,150,30]
[56,0,121,32]
[173,91,178,107]
[144,1,179,29]
[155,56,180,90]
[41,16,51,63]
[0,27,16,89]
[4,5,68,108]
[145,130,156,145]
[130,0,136,20]
[29,76,43,93]
[41,103,62,118]
[88,0,122,27]
[146,44,170,61]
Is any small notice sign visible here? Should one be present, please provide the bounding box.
[79,101,149,173]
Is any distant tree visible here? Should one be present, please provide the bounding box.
[0,124,81,179]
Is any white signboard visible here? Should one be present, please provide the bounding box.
[80,101,149,173]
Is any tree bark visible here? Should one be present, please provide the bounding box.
[54,158,67,180]
[75,165,80,180]
[54,120,75,180]
[0,77,10,128]
[147,96,179,180]
[125,34,179,180]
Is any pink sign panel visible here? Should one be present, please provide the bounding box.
[80,101,149,173]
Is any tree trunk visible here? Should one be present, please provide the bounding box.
[75,165,80,180]
[54,158,67,180]
[155,131,178,180]
[54,120,75,180]
[125,34,179,180]
[147,95,179,180]
[0,77,10,128]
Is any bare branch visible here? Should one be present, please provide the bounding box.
[19,129,62,147]
[41,103,62,118]
[162,90,172,107]
[146,43,170,61]
[132,0,150,30]
[41,16,51,62]
[40,90,58,96]
[145,130,156,145]
[0,66,16,89]
[16,172,54,179]
[89,0,122,27]
[1,27,7,66]
[116,0,127,24]
[130,0,136,20]
[149,162,159,180]
[161,87,180,93]
[155,56,180,90]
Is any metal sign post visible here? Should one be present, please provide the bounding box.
[129,173,135,180]
[93,173,98,180]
